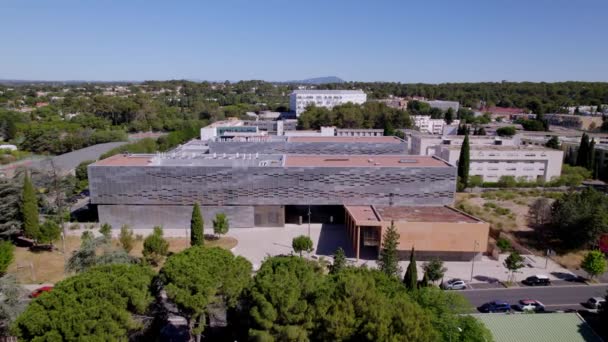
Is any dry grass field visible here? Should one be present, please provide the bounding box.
[7,235,237,284]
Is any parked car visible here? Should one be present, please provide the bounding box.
[442,278,467,290]
[515,299,545,312]
[30,286,53,298]
[478,300,511,313]
[586,297,606,309]
[522,275,551,286]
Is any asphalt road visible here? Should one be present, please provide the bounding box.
[461,284,608,312]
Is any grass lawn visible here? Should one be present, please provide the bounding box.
[7,235,238,285]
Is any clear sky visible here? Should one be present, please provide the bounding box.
[1,0,607,83]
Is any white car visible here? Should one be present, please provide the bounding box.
[515,299,545,312]
[587,297,606,309]
[442,279,467,290]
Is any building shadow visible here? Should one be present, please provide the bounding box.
[315,224,354,258]
[474,275,501,284]
[551,272,585,283]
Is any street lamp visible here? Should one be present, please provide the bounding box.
[307,205,311,238]
[470,240,479,282]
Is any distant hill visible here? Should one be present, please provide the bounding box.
[283,76,345,84]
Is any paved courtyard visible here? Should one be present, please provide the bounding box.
[227,224,577,283]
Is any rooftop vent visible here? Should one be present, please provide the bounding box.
[399,159,418,164]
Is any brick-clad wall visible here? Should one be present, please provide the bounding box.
[97,205,254,229]
[89,165,456,207]
[207,141,408,155]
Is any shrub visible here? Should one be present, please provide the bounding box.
[292,235,314,257]
[143,227,169,266]
[494,207,511,216]
[0,241,14,275]
[496,238,511,251]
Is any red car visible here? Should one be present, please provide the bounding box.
[30,286,53,298]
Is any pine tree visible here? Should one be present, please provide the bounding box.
[21,174,40,240]
[403,247,418,290]
[190,203,204,246]
[378,221,401,278]
[457,133,470,189]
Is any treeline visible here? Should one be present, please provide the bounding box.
[297,102,412,133]
[11,249,492,341]
[317,81,608,112]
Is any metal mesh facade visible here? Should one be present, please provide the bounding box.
[89,165,455,207]
[207,141,408,155]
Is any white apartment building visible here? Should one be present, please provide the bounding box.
[435,145,563,182]
[412,115,460,135]
[289,90,367,116]
[408,132,517,156]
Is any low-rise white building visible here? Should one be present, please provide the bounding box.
[412,115,460,135]
[289,90,367,116]
[408,132,517,156]
[435,145,563,182]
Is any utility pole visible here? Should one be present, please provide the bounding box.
[470,240,479,282]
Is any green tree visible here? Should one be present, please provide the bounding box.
[413,287,492,341]
[20,174,39,240]
[190,203,204,246]
[503,251,525,283]
[0,275,26,336]
[143,226,169,266]
[99,222,112,242]
[496,126,516,137]
[74,160,94,192]
[457,133,470,189]
[445,107,454,125]
[212,212,229,237]
[119,225,135,253]
[247,256,327,341]
[37,219,61,244]
[581,250,607,280]
[422,257,447,284]
[292,235,314,257]
[160,246,252,340]
[0,242,14,276]
[545,136,560,149]
[329,247,346,274]
[0,179,21,238]
[378,221,401,278]
[403,247,418,290]
[12,264,154,341]
[576,133,590,168]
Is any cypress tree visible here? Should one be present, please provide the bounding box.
[190,203,204,246]
[419,271,429,288]
[21,174,40,240]
[403,247,418,290]
[377,221,401,278]
[576,133,589,168]
[588,138,596,171]
[457,133,470,188]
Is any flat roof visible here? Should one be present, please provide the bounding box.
[291,90,365,95]
[345,206,381,223]
[287,136,403,143]
[284,155,449,168]
[474,313,601,342]
[94,154,153,166]
[375,206,479,223]
[441,144,555,151]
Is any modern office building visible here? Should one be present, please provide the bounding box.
[435,145,563,182]
[89,153,455,227]
[423,100,460,112]
[289,90,367,116]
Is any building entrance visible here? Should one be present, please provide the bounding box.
[285,205,345,225]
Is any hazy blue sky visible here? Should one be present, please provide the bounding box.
[1,0,607,82]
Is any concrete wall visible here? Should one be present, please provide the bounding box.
[97,205,255,229]
[388,221,489,260]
